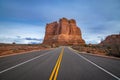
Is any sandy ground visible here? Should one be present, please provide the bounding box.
[0,44,50,57]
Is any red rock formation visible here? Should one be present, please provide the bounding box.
[100,34,120,45]
[43,18,85,46]
[100,34,120,56]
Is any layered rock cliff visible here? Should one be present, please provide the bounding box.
[43,18,85,46]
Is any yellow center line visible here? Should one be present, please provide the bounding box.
[49,47,64,80]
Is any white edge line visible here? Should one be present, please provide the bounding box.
[69,47,120,80]
[0,52,49,74]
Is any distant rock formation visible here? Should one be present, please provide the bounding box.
[43,18,85,46]
[100,34,120,45]
[100,34,120,56]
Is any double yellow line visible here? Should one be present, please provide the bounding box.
[49,47,64,80]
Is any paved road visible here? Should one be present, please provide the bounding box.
[0,47,120,80]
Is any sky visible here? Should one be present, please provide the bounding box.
[0,0,120,44]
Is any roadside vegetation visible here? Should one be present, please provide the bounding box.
[72,44,120,58]
[0,43,50,56]
[100,43,120,57]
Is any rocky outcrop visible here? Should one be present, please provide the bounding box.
[100,34,120,56]
[43,18,85,46]
[100,34,120,45]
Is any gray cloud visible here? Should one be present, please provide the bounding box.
[25,37,43,41]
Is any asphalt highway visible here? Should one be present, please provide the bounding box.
[0,47,120,80]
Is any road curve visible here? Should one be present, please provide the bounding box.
[0,47,120,80]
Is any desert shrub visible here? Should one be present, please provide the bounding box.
[87,51,90,53]
[102,44,120,57]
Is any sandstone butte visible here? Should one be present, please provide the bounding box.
[43,18,85,46]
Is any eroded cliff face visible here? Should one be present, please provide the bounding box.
[100,34,120,56]
[100,34,120,45]
[43,18,85,46]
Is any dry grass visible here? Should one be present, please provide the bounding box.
[0,44,50,56]
[72,44,120,57]
[72,45,108,56]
